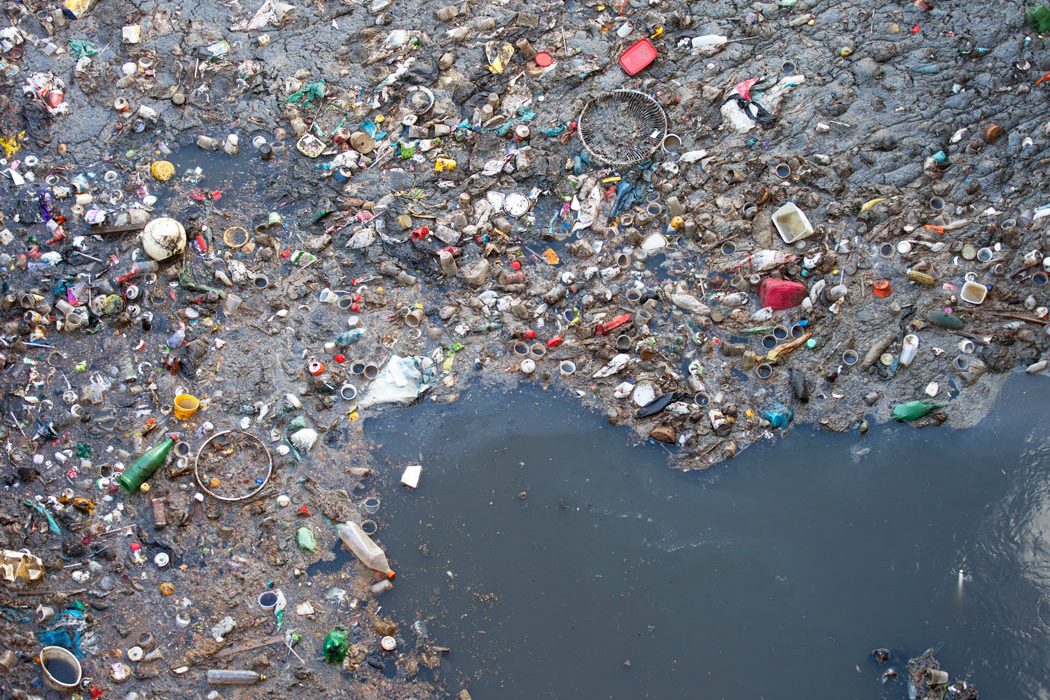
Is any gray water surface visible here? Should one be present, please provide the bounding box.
[367,375,1049,699]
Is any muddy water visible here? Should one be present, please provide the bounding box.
[367,374,1049,699]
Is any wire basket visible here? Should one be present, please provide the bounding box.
[577,90,668,167]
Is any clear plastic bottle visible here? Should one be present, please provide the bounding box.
[337,522,395,579]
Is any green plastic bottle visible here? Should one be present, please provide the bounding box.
[891,401,944,422]
[118,435,176,493]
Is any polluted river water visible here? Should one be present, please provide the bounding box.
[363,373,1049,699]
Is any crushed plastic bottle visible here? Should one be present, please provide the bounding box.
[323,628,349,663]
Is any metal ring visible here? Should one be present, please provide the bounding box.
[194,430,272,502]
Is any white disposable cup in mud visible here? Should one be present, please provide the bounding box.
[960,280,988,304]
[530,343,546,359]
[350,361,366,375]
[363,497,381,514]
[842,349,859,366]
[560,361,576,377]
[513,341,530,357]
[660,133,682,154]
[976,247,994,263]
[40,646,81,691]
[879,243,895,258]
[340,384,357,401]
[958,339,975,354]
[755,363,773,379]
[625,288,642,303]
[319,288,337,304]
[774,162,791,178]
[929,196,945,210]
[404,308,424,327]
[954,355,971,371]
[363,363,379,380]
[361,519,378,536]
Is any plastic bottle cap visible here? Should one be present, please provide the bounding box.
[380,636,397,651]
[385,569,396,580]
[535,51,553,67]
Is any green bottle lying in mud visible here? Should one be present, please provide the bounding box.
[891,401,945,422]
[118,435,177,493]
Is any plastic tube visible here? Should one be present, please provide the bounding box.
[207,670,264,685]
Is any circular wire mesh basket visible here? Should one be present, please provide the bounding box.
[577,90,668,167]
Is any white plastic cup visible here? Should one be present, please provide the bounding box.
[40,646,82,691]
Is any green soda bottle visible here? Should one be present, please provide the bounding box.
[891,401,944,422]
[118,435,177,493]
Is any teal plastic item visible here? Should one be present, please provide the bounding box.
[762,403,795,429]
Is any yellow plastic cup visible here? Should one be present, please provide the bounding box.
[173,394,200,421]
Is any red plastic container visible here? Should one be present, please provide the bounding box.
[619,39,657,75]
[758,278,808,310]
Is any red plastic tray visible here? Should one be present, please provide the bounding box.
[619,38,657,75]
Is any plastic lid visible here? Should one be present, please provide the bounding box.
[618,38,657,76]
[535,51,553,67]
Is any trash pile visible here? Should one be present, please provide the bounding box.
[1,0,1047,696]
[871,647,979,700]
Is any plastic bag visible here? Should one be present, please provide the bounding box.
[359,355,435,409]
